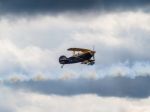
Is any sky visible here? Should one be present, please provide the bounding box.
[0,0,150,112]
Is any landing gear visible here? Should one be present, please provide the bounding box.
[88,61,95,65]
[81,60,95,65]
[61,64,64,68]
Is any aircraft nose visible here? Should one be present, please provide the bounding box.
[59,55,67,64]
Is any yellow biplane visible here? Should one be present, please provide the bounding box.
[59,48,96,68]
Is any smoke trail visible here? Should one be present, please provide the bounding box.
[1,61,150,82]
[59,61,150,80]
[97,61,150,78]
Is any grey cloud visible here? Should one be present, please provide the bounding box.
[0,106,13,112]
[0,0,149,15]
[5,76,150,98]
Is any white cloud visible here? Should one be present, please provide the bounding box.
[1,11,150,49]
[0,11,150,79]
[0,39,56,79]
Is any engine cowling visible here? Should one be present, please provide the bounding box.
[59,55,68,64]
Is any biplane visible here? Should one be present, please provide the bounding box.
[59,48,96,68]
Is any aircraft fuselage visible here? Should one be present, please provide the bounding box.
[59,52,93,64]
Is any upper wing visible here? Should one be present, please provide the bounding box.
[67,48,91,53]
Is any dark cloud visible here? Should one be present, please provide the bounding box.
[0,0,149,15]
[5,76,150,98]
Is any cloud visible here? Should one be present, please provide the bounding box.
[0,39,56,80]
[0,0,149,16]
[1,85,150,112]
[0,12,150,64]
[5,76,150,98]
[0,12,150,79]
[69,12,150,65]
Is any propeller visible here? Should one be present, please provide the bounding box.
[92,46,95,60]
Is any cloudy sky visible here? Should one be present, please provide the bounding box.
[0,0,150,112]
